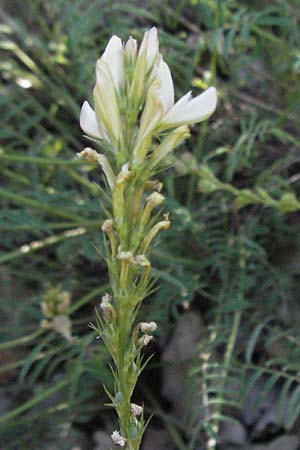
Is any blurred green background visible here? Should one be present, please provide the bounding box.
[1,1,300,449]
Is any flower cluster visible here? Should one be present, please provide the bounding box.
[79,27,217,450]
[79,27,217,170]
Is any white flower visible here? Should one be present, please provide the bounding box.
[94,59,122,145]
[99,35,124,92]
[158,61,217,128]
[101,292,112,308]
[140,321,157,333]
[111,430,126,447]
[155,58,217,130]
[80,36,124,147]
[79,101,107,140]
[131,403,143,417]
[139,27,159,70]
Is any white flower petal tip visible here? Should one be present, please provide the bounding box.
[140,26,159,69]
[156,58,174,113]
[79,101,102,139]
[101,35,124,91]
[125,36,137,60]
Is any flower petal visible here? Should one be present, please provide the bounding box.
[94,60,122,145]
[156,58,174,113]
[139,27,159,70]
[125,36,137,62]
[162,87,217,128]
[80,101,102,139]
[101,35,124,91]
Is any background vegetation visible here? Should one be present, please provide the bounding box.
[1,0,300,449]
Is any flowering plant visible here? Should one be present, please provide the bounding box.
[78,27,217,450]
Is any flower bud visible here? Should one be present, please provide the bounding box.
[117,250,135,264]
[140,321,157,333]
[144,180,163,192]
[146,192,165,207]
[140,192,165,227]
[78,148,115,189]
[131,403,143,417]
[101,219,114,233]
[125,36,137,63]
[77,147,99,163]
[111,430,126,447]
[135,255,150,267]
[141,214,171,253]
[138,334,153,346]
[100,293,116,321]
[151,125,190,166]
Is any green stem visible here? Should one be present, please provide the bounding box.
[0,153,82,166]
[185,23,218,207]
[0,378,68,425]
[0,329,44,351]
[207,310,241,450]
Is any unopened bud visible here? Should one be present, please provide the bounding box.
[135,255,150,267]
[125,36,137,62]
[138,334,153,346]
[140,321,157,333]
[144,180,163,192]
[117,250,135,263]
[40,319,51,329]
[131,403,143,417]
[100,293,115,321]
[146,191,165,207]
[102,219,113,233]
[41,301,52,318]
[77,147,99,163]
[57,291,70,314]
[116,162,131,184]
[111,430,126,447]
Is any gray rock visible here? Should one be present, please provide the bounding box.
[93,430,112,450]
[220,421,247,446]
[239,435,300,450]
[142,428,171,450]
[161,311,203,420]
[267,435,299,450]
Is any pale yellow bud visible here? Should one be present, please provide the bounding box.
[77,148,115,189]
[100,293,116,321]
[40,319,51,329]
[77,148,99,163]
[138,334,153,346]
[101,219,114,233]
[141,192,165,227]
[141,214,171,252]
[151,125,190,166]
[117,250,135,263]
[144,180,163,192]
[57,291,70,314]
[41,301,52,318]
[140,321,157,333]
[146,191,165,207]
